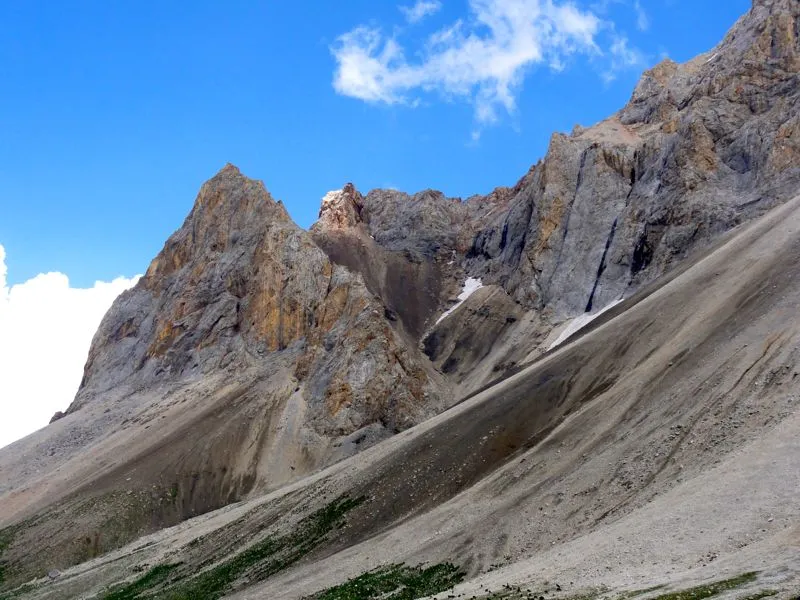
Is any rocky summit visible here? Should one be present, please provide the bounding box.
[1,1,800,598]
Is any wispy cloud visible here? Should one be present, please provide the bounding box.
[602,34,644,83]
[332,0,644,133]
[633,0,649,31]
[400,0,442,23]
[332,0,614,128]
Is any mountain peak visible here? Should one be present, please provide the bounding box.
[139,166,291,302]
[195,163,273,208]
[314,183,364,230]
[218,162,241,175]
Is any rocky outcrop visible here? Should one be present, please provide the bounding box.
[311,0,799,326]
[311,184,512,340]
[61,0,800,516]
[306,0,800,395]
[71,165,444,440]
[291,0,800,440]
[0,165,449,575]
[463,0,800,317]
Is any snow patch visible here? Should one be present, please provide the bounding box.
[548,299,624,350]
[435,277,483,325]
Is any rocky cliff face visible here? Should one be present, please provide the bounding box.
[77,1,799,422]
[1,0,798,588]
[310,184,510,340]
[68,0,800,509]
[308,0,800,391]
[456,0,799,319]
[72,164,444,440]
[0,165,449,575]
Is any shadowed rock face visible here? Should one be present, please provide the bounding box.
[310,0,800,322]
[1,1,800,592]
[310,184,511,340]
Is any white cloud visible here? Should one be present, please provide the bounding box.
[332,0,639,129]
[0,244,140,449]
[400,0,442,23]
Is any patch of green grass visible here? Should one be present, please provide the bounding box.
[162,495,365,599]
[0,582,39,600]
[306,563,465,600]
[650,572,759,600]
[91,494,363,600]
[619,585,667,598]
[102,564,181,600]
[0,525,20,588]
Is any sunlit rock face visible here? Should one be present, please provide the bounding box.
[63,164,446,527]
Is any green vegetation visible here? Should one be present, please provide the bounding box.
[162,495,365,599]
[650,572,759,600]
[0,582,38,600]
[0,525,19,587]
[306,563,465,600]
[102,564,181,600]
[91,495,366,600]
[619,585,666,598]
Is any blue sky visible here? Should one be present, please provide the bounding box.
[0,0,749,287]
